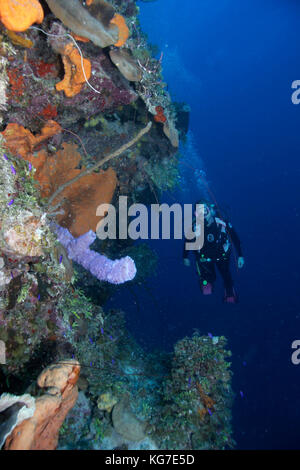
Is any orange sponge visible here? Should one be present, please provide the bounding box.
[110,13,129,47]
[0,0,44,32]
[56,43,91,98]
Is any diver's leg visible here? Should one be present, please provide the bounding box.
[216,258,237,302]
[196,260,216,295]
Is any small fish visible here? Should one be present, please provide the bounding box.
[100,327,104,334]
[89,337,93,344]
[59,254,63,264]
[207,408,212,415]
[109,335,113,341]
[240,391,244,398]
[208,332,213,339]
[28,163,32,171]
[10,165,16,175]
[3,154,8,160]
[188,377,191,388]
[7,199,14,206]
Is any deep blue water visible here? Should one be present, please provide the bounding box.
[108,0,300,449]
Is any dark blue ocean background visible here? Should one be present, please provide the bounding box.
[107,0,300,449]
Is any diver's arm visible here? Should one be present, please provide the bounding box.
[227,223,242,256]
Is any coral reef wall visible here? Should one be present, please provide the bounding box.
[0,0,234,451]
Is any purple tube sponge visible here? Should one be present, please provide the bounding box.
[55,226,136,284]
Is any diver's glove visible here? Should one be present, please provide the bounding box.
[238,257,245,269]
[183,258,191,267]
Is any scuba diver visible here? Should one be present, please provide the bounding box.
[183,201,244,303]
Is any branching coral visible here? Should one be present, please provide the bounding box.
[56,43,92,98]
[0,0,44,32]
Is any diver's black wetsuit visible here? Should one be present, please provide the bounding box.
[183,216,242,297]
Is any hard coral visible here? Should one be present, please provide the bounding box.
[56,43,91,98]
[110,13,129,47]
[0,0,44,32]
[97,392,118,412]
[112,398,147,442]
[4,213,46,257]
